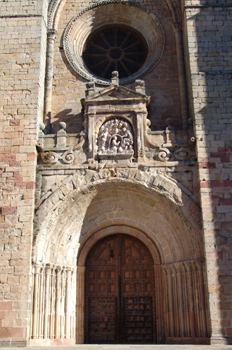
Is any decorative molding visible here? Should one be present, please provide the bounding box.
[31,263,76,340]
[165,0,182,24]
[40,150,75,165]
[157,147,171,162]
[173,147,194,160]
[63,0,165,85]
[157,146,195,162]
[162,259,210,339]
[35,168,188,211]
[48,0,182,30]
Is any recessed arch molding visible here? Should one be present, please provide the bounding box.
[33,167,203,266]
[31,167,209,344]
[47,0,182,31]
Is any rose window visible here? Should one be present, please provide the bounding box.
[83,25,148,80]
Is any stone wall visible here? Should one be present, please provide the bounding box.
[0,0,232,345]
[0,0,47,345]
[50,0,183,133]
[184,0,232,344]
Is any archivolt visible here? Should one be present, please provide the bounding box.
[33,169,203,267]
[47,0,182,31]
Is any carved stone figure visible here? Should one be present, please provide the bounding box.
[97,118,134,155]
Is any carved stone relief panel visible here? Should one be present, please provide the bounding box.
[97,118,134,157]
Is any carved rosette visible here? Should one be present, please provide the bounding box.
[97,118,134,157]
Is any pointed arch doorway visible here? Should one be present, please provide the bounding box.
[84,234,160,344]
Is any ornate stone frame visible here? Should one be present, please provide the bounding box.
[82,81,150,162]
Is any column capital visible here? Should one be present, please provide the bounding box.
[47,29,57,39]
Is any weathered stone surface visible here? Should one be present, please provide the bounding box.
[0,0,47,344]
[0,0,232,346]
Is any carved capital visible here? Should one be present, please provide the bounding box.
[47,29,57,40]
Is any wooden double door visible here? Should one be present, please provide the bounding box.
[85,234,156,344]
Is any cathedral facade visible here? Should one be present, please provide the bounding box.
[0,0,232,346]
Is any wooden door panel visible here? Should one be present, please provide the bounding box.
[85,234,155,344]
[122,296,153,343]
[121,235,154,343]
[87,235,118,267]
[88,297,117,343]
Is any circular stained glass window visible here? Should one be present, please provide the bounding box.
[82,25,148,80]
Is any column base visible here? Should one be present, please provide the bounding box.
[30,338,76,346]
[166,337,210,344]
[211,336,232,345]
[0,339,29,347]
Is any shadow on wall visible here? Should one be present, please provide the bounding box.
[186,2,232,344]
[50,109,84,134]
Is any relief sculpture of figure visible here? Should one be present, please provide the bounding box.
[111,135,120,153]
[97,118,134,155]
[121,124,133,151]
[98,126,108,154]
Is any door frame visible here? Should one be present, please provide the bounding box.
[76,225,164,344]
